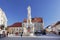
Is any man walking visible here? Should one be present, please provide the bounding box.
[21,32,23,37]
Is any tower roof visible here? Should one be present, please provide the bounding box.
[23,17,43,23]
[8,22,22,27]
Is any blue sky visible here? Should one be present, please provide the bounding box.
[0,0,60,27]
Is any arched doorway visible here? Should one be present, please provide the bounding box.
[0,25,4,30]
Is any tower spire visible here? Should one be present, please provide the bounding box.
[27,5,32,24]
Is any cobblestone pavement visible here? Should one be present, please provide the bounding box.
[0,35,60,40]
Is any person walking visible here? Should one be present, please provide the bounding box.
[21,32,23,37]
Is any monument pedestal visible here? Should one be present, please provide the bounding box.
[23,24,34,36]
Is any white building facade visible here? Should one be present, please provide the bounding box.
[52,23,60,34]
[46,21,60,35]
[0,8,8,28]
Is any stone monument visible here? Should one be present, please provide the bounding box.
[26,6,34,36]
